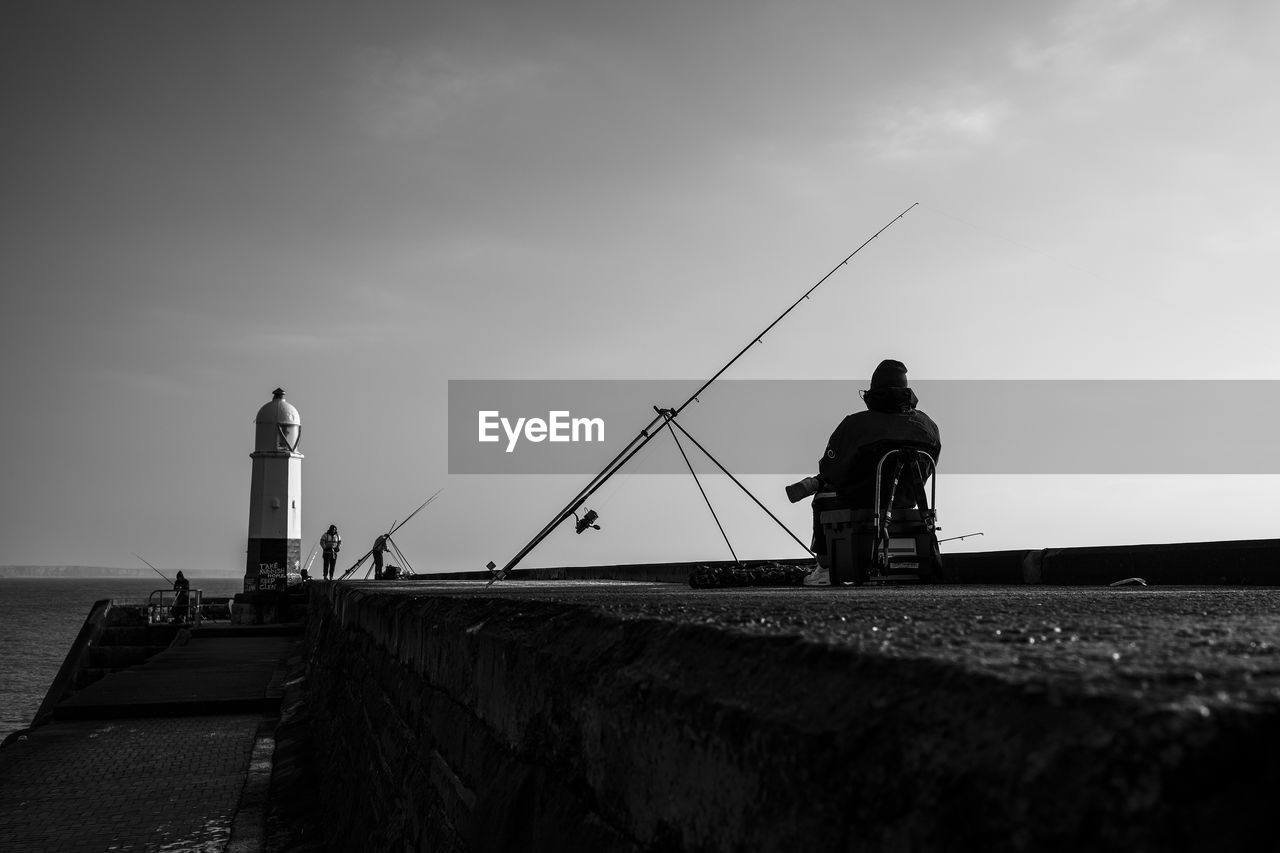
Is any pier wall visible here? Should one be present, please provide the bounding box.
[300,567,1280,852]
[430,538,1280,587]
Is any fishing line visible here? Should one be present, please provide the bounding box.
[918,203,1106,280]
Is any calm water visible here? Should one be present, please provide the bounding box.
[0,577,243,743]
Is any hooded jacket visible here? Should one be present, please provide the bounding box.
[321,530,341,554]
[818,386,941,507]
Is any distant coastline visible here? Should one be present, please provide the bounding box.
[0,566,240,579]
[0,566,151,578]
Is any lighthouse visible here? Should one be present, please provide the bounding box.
[245,388,303,592]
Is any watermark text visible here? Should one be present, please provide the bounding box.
[478,410,605,453]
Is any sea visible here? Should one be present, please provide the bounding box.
[0,577,244,743]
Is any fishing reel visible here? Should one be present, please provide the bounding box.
[574,509,601,534]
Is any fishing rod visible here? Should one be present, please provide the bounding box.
[392,489,443,535]
[339,489,444,581]
[936,527,983,540]
[133,553,173,586]
[487,202,919,583]
[301,539,321,577]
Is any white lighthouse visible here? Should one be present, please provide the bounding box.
[245,387,303,592]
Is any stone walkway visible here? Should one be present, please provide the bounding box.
[0,627,299,852]
[0,714,265,852]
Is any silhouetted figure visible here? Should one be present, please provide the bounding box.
[807,359,941,586]
[172,571,191,622]
[321,524,342,580]
[372,534,389,579]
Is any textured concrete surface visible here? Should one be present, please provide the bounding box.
[948,539,1280,585]
[431,537,1280,586]
[57,633,294,719]
[417,581,1280,708]
[0,626,303,852]
[0,714,261,852]
[259,662,328,853]
[351,579,1280,708]
[9,568,1280,852]
[304,580,1280,852]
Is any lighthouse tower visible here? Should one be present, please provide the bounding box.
[245,388,303,592]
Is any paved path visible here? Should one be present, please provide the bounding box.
[59,635,292,718]
[0,714,264,852]
[0,627,300,853]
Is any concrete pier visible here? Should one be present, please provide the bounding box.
[304,578,1280,852]
[0,622,303,852]
[5,539,1280,851]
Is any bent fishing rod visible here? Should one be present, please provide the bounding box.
[488,202,919,582]
[133,553,173,586]
[339,489,443,581]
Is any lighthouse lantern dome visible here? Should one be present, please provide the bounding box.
[254,388,301,453]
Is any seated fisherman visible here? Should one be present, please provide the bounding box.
[807,359,941,586]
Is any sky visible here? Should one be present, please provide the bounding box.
[3,0,1280,577]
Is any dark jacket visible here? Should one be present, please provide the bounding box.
[818,390,940,507]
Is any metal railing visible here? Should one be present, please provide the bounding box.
[146,588,205,627]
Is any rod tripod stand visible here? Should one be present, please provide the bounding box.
[339,532,417,580]
[486,203,918,583]
[337,490,442,581]
[367,533,416,579]
[486,406,812,586]
[653,407,813,564]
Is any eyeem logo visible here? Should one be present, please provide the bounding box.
[478,410,605,453]
[451,379,1280,475]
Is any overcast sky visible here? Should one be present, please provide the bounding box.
[3,0,1279,576]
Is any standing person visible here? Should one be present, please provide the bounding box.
[320,524,342,580]
[172,570,191,623]
[372,534,389,579]
[808,359,941,586]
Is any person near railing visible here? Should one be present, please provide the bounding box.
[172,571,191,623]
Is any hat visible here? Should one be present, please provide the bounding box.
[870,359,909,390]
